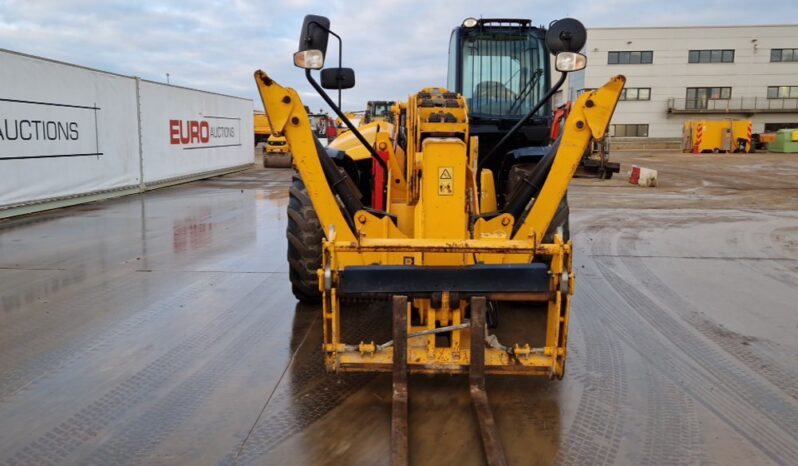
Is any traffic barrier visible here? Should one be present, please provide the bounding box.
[629,165,657,187]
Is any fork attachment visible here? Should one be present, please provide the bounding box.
[469,296,508,466]
[390,295,508,466]
[391,295,409,466]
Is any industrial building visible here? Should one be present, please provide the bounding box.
[566,24,798,139]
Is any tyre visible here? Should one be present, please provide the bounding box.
[287,172,324,303]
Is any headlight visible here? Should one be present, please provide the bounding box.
[293,49,325,70]
[555,52,587,72]
[462,17,478,28]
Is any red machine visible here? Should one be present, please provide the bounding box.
[552,102,619,179]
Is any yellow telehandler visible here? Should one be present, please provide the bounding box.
[255,14,624,465]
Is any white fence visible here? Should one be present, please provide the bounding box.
[0,49,253,218]
[139,81,252,184]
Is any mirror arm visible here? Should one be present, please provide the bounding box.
[478,71,569,171]
[304,69,388,171]
[308,20,343,108]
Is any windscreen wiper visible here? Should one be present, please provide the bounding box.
[508,69,543,115]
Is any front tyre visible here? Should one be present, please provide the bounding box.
[286,172,324,303]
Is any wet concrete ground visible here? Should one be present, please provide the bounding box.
[1,150,797,465]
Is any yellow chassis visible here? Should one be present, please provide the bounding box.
[322,238,572,377]
[255,71,625,379]
[265,146,290,155]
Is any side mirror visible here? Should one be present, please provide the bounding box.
[296,14,331,68]
[321,68,356,90]
[555,52,587,72]
[545,18,587,55]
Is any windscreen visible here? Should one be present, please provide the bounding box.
[461,31,546,117]
[368,102,391,120]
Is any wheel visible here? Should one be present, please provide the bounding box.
[286,172,324,303]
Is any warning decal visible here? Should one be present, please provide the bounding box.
[438,167,453,196]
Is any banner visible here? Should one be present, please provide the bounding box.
[0,50,140,207]
[0,49,253,214]
[139,81,253,183]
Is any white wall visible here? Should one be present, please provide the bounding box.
[139,81,253,183]
[578,25,798,137]
[0,49,253,216]
[0,51,140,207]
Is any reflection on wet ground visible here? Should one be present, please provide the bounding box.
[173,207,214,254]
[1,152,797,465]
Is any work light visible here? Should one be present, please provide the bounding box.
[293,49,325,70]
[555,52,587,72]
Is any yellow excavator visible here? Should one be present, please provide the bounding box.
[255,14,624,465]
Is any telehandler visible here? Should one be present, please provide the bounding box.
[255,14,624,465]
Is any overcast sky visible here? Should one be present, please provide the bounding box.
[1,0,796,113]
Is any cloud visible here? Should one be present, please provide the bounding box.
[1,0,796,113]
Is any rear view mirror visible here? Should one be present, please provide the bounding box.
[298,14,331,58]
[545,18,587,55]
[321,68,356,90]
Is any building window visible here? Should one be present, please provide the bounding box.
[767,86,798,98]
[771,49,798,62]
[608,51,653,65]
[619,88,651,101]
[688,49,734,63]
[610,124,649,137]
[686,87,732,109]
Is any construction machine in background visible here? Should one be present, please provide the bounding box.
[752,131,777,151]
[256,14,624,465]
[552,102,620,178]
[363,100,396,124]
[336,110,364,133]
[581,137,617,178]
[263,110,338,168]
[263,132,292,167]
[253,111,272,146]
[308,110,337,143]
